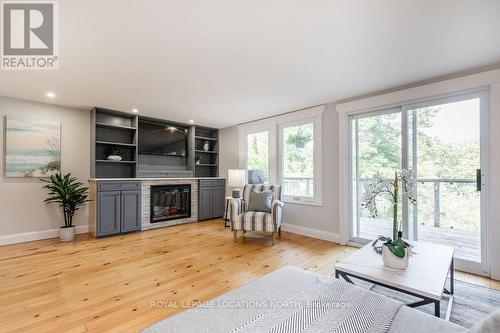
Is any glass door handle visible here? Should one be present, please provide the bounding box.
[476,169,482,191]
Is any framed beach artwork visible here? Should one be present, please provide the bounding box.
[4,117,61,177]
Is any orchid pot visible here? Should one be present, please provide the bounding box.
[382,244,409,270]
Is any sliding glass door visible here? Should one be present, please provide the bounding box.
[350,109,402,240]
[349,91,488,275]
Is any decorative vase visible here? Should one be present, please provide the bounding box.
[195,156,201,164]
[59,226,76,242]
[203,141,210,152]
[107,155,122,161]
[382,244,409,270]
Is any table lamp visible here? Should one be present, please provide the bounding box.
[228,169,246,198]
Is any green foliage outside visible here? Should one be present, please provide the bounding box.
[283,123,314,197]
[357,108,480,231]
[246,124,315,197]
[247,132,269,177]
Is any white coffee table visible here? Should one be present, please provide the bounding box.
[335,241,454,320]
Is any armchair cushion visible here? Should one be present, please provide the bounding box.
[230,184,284,236]
[247,190,273,213]
[233,211,275,232]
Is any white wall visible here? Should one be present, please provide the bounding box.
[219,103,341,242]
[218,126,239,196]
[0,96,90,243]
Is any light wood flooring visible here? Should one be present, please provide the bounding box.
[0,219,497,333]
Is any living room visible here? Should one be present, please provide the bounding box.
[0,1,499,332]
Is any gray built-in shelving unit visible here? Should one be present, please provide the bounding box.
[90,107,219,179]
[191,127,219,178]
[91,108,139,178]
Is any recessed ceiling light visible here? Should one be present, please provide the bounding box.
[132,108,139,113]
[189,120,194,123]
[46,92,56,98]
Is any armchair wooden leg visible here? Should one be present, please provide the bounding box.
[233,230,237,243]
[278,227,282,239]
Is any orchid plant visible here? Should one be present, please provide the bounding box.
[362,170,417,258]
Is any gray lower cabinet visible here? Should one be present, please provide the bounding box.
[199,187,213,220]
[96,182,141,237]
[97,191,121,236]
[199,179,225,220]
[212,186,225,217]
[121,190,142,232]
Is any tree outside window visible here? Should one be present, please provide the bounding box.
[283,122,314,198]
[247,131,269,184]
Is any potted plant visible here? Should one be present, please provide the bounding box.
[42,172,90,241]
[106,146,122,161]
[362,170,416,269]
[372,236,412,270]
[286,128,312,148]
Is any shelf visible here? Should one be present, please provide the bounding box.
[195,136,218,141]
[195,150,218,154]
[96,160,137,164]
[96,140,136,147]
[139,153,186,158]
[96,122,136,131]
[195,164,218,167]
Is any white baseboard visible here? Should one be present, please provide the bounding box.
[281,223,340,244]
[0,225,89,246]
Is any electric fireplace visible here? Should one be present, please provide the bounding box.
[150,184,191,223]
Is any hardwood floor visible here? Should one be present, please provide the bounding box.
[0,219,496,332]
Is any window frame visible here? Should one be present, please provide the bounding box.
[279,113,323,206]
[237,105,324,206]
[238,123,277,185]
[244,129,271,184]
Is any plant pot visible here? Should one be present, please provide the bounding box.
[382,244,409,270]
[59,226,76,242]
[107,155,122,161]
[295,141,305,148]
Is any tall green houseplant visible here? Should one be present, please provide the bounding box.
[42,172,90,228]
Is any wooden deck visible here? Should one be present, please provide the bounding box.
[359,218,480,261]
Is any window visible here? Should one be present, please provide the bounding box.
[280,116,322,205]
[246,131,269,184]
[238,105,323,205]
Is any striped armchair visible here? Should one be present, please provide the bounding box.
[229,184,284,245]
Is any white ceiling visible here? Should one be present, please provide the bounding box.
[1,0,499,128]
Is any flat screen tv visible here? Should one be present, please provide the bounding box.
[138,121,187,157]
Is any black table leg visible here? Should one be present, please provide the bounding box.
[335,269,444,318]
[450,257,454,295]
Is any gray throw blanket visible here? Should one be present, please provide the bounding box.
[228,277,402,333]
[143,267,403,333]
